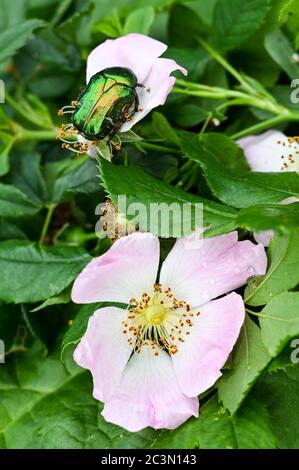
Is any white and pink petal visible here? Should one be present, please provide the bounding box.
[238,129,299,172]
[102,346,198,432]
[172,293,245,397]
[72,232,159,304]
[74,306,134,402]
[121,57,187,132]
[160,230,267,307]
[87,33,167,84]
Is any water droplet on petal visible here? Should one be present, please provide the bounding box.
[247,266,255,275]
[234,267,240,273]
[227,258,232,264]
[209,277,216,285]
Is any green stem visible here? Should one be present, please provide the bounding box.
[21,128,59,141]
[199,112,212,135]
[175,79,250,99]
[197,37,257,95]
[39,204,56,245]
[173,86,239,100]
[231,114,299,140]
[137,141,180,154]
[123,149,128,166]
[80,233,100,241]
[5,92,49,129]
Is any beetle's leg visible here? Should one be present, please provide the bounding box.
[123,96,140,122]
[134,94,140,113]
[110,133,122,152]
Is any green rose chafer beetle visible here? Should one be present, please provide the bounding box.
[58,67,143,155]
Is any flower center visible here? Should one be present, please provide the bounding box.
[122,283,200,356]
[277,136,299,171]
[143,303,168,325]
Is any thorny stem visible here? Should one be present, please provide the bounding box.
[39,204,57,245]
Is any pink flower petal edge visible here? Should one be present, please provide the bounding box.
[160,229,267,307]
[102,347,199,432]
[74,307,134,402]
[172,293,245,397]
[71,232,160,304]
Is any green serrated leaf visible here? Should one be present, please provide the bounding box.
[265,28,299,79]
[237,202,299,232]
[0,19,45,64]
[180,131,299,208]
[0,0,27,30]
[218,317,271,414]
[0,343,156,448]
[43,157,99,203]
[0,137,15,177]
[260,292,299,356]
[213,0,271,51]
[123,6,155,35]
[255,367,299,448]
[152,112,180,145]
[0,302,21,351]
[153,394,276,449]
[0,183,40,219]
[100,159,237,238]
[245,230,299,306]
[10,152,48,205]
[31,287,72,312]
[0,241,91,303]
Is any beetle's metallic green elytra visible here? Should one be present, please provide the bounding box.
[72,67,139,141]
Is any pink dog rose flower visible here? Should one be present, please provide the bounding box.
[72,231,267,432]
[238,130,299,246]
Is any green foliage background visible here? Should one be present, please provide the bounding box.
[0,0,299,449]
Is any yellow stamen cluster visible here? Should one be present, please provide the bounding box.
[276,137,299,171]
[122,283,200,357]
